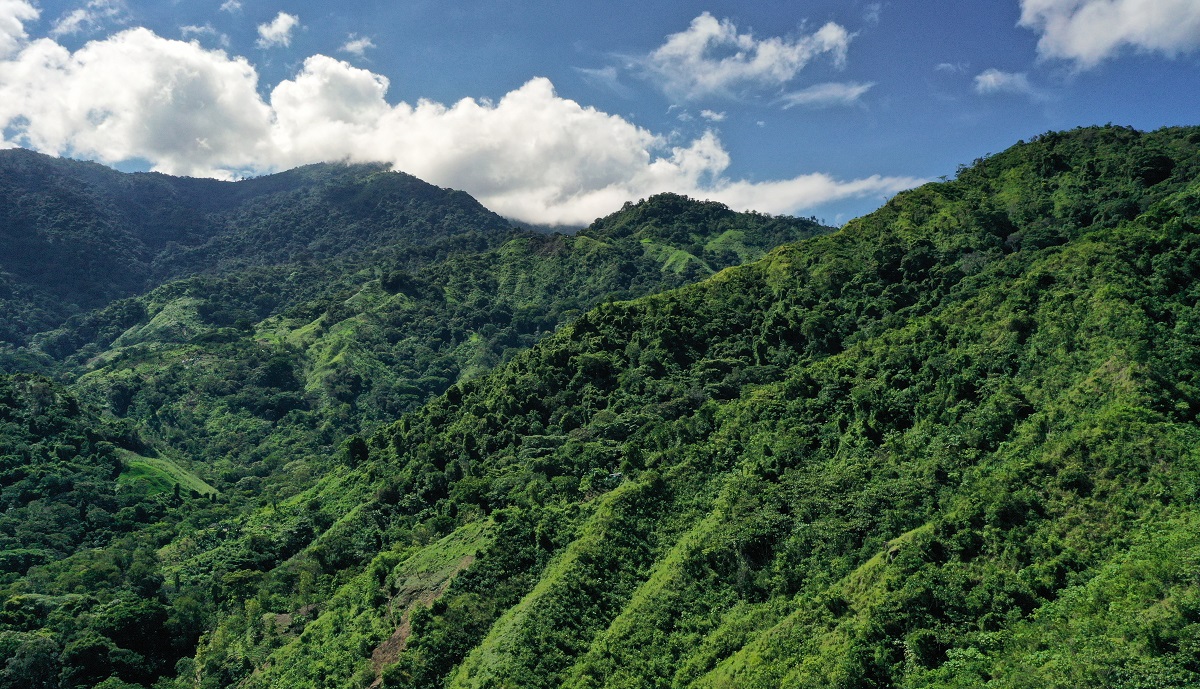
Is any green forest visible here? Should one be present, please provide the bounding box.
[3,124,1200,688]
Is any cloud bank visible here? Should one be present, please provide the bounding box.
[1019,0,1200,68]
[0,13,921,225]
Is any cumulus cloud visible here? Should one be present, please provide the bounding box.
[644,12,852,100]
[0,0,38,57]
[256,12,298,49]
[0,27,272,176]
[973,68,1044,99]
[700,109,725,122]
[0,23,924,225]
[1019,0,1200,69]
[779,81,873,108]
[219,0,241,12]
[340,35,374,57]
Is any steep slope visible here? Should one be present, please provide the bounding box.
[0,194,826,689]
[0,150,512,345]
[187,125,1200,689]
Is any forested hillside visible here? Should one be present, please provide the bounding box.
[0,169,825,688]
[4,124,1200,689]
[0,152,513,345]
[184,124,1200,688]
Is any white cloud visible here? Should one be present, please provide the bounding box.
[181,24,228,47]
[0,27,272,177]
[1019,0,1200,69]
[711,172,918,215]
[50,0,125,38]
[935,62,968,73]
[699,109,725,122]
[0,0,38,58]
[0,27,924,225]
[219,0,241,12]
[973,68,1043,99]
[256,12,298,49]
[645,12,852,100]
[340,35,374,57]
[779,81,873,108]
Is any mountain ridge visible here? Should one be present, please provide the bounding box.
[0,150,514,345]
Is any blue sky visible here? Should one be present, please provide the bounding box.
[1,0,1198,225]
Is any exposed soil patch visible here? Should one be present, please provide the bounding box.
[369,553,476,686]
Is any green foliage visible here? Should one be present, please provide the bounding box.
[6,124,1200,688]
[2,173,822,687]
[244,125,1200,688]
[0,151,512,346]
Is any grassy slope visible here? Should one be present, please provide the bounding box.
[116,449,217,497]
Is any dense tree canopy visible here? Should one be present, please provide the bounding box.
[4,124,1200,688]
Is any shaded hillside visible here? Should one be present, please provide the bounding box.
[170,125,1200,688]
[0,151,513,344]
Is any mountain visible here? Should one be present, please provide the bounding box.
[172,124,1200,689]
[3,124,1200,689]
[0,171,827,689]
[0,151,513,346]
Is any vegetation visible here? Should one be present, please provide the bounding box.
[4,124,1200,687]
[1,160,823,687]
[0,151,513,347]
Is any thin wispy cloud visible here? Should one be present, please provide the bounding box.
[1019,0,1200,69]
[863,3,882,26]
[779,81,874,108]
[219,0,241,12]
[181,23,228,47]
[935,62,969,73]
[700,110,725,122]
[643,12,852,100]
[50,0,126,38]
[256,12,299,49]
[575,65,631,97]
